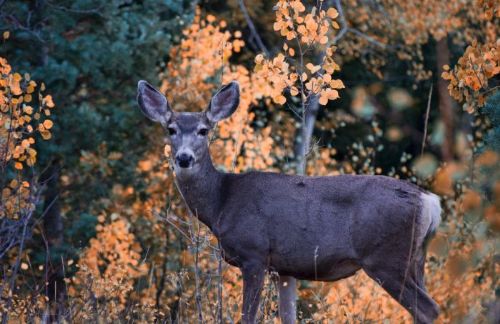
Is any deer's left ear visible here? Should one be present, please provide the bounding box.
[206,81,240,123]
[137,80,172,125]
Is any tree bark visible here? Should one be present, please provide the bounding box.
[436,37,455,161]
[40,159,66,320]
[281,93,320,324]
[295,95,320,174]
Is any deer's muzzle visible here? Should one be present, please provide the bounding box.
[176,152,194,168]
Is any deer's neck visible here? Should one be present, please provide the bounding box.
[174,154,224,231]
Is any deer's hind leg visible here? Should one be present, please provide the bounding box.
[412,248,428,290]
[363,264,439,323]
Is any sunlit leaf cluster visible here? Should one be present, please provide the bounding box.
[0,55,55,220]
[255,0,344,106]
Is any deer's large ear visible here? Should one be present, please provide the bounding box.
[137,80,172,124]
[206,81,240,123]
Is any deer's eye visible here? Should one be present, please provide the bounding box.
[198,128,209,136]
[167,127,177,136]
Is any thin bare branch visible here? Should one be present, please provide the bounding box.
[332,0,348,44]
[421,84,433,156]
[347,28,388,49]
[332,0,387,49]
[46,1,104,15]
[238,0,270,56]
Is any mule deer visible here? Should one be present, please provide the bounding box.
[137,80,441,323]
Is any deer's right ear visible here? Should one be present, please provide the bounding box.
[137,80,172,124]
[206,81,240,123]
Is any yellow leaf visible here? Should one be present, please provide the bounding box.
[3,31,10,40]
[290,87,299,96]
[21,139,30,148]
[43,120,53,129]
[10,180,18,188]
[255,54,264,64]
[306,63,320,74]
[328,89,340,100]
[327,8,339,19]
[23,106,33,114]
[286,30,296,40]
[330,79,345,89]
[319,95,328,105]
[274,95,286,105]
[41,131,52,140]
[43,95,55,108]
[15,162,23,170]
[206,15,216,23]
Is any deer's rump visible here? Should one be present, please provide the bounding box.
[218,172,439,281]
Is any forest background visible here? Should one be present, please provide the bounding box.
[0,0,499,322]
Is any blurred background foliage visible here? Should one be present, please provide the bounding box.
[0,0,499,322]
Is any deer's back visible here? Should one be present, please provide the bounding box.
[216,172,425,278]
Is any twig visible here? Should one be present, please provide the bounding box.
[1,214,29,324]
[193,218,204,324]
[421,84,433,156]
[46,1,104,15]
[237,0,270,56]
[347,28,388,49]
[332,0,388,49]
[216,243,224,324]
[332,0,348,44]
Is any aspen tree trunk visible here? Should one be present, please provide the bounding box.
[277,93,321,324]
[436,37,455,161]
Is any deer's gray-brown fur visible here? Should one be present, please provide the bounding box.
[137,80,441,324]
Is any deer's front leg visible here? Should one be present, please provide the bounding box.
[241,264,265,324]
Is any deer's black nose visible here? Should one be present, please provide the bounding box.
[176,152,194,168]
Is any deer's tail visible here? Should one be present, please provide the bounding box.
[418,192,442,249]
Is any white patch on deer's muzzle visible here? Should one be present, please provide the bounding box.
[176,147,195,161]
[174,147,197,176]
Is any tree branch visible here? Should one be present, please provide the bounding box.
[332,0,388,49]
[421,84,433,156]
[237,0,270,56]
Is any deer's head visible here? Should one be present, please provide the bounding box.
[137,81,240,175]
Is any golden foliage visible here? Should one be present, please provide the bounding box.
[440,0,499,112]
[442,39,499,112]
[160,8,278,172]
[11,2,494,322]
[0,55,55,220]
[255,0,344,106]
[71,217,148,320]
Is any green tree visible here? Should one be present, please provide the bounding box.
[0,0,195,311]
